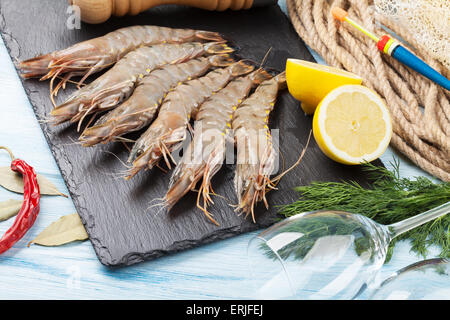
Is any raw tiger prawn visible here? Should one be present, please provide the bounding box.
[79,54,235,147]
[18,26,224,97]
[50,41,233,131]
[232,71,287,223]
[163,68,272,225]
[17,25,308,225]
[126,60,255,180]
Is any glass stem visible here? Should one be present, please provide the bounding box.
[387,202,449,238]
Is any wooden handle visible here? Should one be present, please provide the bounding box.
[70,0,264,24]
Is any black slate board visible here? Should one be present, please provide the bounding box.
[0,0,381,267]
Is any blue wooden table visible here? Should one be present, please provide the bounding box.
[0,1,443,299]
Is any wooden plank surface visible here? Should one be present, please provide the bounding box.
[0,0,443,299]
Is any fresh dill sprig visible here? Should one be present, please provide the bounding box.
[278,159,450,262]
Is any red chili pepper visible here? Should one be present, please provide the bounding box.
[0,147,40,255]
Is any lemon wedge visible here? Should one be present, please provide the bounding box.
[313,85,392,165]
[286,59,362,114]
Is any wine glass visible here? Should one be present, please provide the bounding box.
[369,258,449,300]
[247,202,449,300]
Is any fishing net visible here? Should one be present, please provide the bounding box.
[286,0,450,181]
[375,0,449,69]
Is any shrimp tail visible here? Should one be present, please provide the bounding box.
[204,42,234,55]
[250,68,273,85]
[195,31,226,43]
[230,61,255,77]
[209,54,235,67]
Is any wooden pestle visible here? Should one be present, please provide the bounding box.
[69,0,276,24]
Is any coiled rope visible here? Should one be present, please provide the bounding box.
[286,0,450,181]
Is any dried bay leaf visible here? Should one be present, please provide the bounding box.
[0,199,23,221]
[0,166,67,197]
[28,213,88,247]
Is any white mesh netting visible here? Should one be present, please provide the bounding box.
[375,0,449,70]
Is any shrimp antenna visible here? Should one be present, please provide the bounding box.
[93,150,136,180]
[55,75,87,88]
[77,104,97,132]
[259,47,273,69]
[155,163,168,174]
[113,136,136,144]
[278,145,287,177]
[147,197,168,215]
[271,130,312,184]
[101,150,132,169]
[55,136,84,147]
[37,115,57,124]
[236,48,273,70]
[95,167,130,181]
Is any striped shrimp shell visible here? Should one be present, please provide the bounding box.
[164,69,272,225]
[79,54,234,147]
[125,60,255,179]
[18,25,223,95]
[232,71,287,223]
[50,42,233,129]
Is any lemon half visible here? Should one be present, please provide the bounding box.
[313,85,392,165]
[286,59,363,114]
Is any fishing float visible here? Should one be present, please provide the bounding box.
[331,7,450,91]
